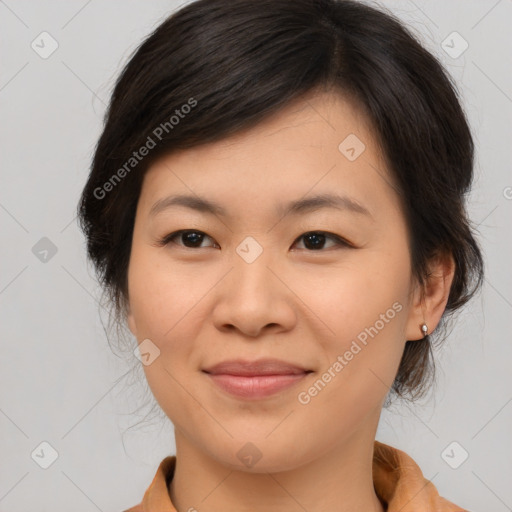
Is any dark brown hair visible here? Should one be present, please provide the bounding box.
[78,0,483,401]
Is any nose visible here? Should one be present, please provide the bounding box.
[211,246,297,338]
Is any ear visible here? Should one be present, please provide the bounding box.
[405,251,455,341]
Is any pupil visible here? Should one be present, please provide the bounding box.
[180,232,327,249]
[305,233,325,250]
[184,232,203,247]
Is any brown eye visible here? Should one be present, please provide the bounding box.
[158,230,351,251]
[292,231,351,251]
[160,230,218,248]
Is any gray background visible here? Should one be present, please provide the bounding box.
[1,0,511,510]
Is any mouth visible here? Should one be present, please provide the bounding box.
[202,358,313,400]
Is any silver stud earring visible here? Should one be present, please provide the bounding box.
[420,323,428,337]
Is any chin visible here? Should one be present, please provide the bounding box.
[204,435,317,474]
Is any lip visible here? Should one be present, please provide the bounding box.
[202,358,312,400]
[203,358,310,376]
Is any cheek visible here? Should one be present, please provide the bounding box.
[295,249,412,347]
[127,247,217,412]
[127,244,213,340]
[128,279,207,435]
[292,247,412,407]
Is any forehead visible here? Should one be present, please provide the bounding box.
[169,91,378,163]
[139,91,399,220]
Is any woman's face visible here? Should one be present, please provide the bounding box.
[126,91,425,472]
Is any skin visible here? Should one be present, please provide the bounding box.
[126,90,454,512]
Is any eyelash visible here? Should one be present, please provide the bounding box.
[157,230,353,251]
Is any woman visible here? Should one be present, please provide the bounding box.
[78,0,483,510]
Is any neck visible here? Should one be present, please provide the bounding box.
[169,426,385,512]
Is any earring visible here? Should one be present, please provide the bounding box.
[420,323,428,337]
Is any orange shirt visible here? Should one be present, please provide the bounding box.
[123,441,467,511]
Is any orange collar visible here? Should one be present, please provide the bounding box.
[124,441,467,511]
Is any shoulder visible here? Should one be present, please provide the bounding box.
[373,441,469,512]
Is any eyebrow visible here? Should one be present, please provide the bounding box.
[149,193,372,219]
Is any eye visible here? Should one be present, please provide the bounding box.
[158,230,352,251]
[291,231,352,251]
[158,230,218,249]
